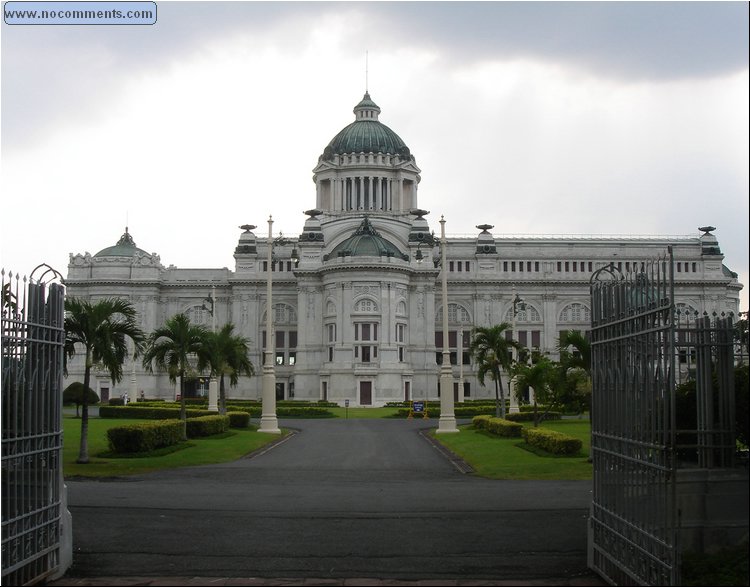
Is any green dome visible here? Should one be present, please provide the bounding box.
[322,93,410,158]
[324,217,408,261]
[94,228,148,257]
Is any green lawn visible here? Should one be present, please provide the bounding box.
[432,419,593,480]
[328,406,401,418]
[63,416,286,478]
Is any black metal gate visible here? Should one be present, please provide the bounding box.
[588,250,679,585]
[2,265,70,585]
[588,247,740,585]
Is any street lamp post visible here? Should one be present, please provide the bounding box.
[437,215,458,434]
[509,290,525,413]
[259,215,281,434]
[203,286,218,412]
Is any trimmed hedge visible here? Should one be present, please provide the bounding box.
[99,406,215,419]
[486,417,524,437]
[107,419,184,453]
[472,415,492,429]
[227,411,251,428]
[522,427,582,455]
[185,415,229,438]
[505,411,562,422]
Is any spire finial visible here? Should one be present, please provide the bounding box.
[365,50,369,92]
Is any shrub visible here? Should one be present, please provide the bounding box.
[185,415,229,438]
[522,427,582,455]
[505,411,562,422]
[472,415,492,429]
[99,406,215,419]
[62,382,99,411]
[227,411,251,428]
[108,397,125,406]
[486,417,523,437]
[107,419,184,453]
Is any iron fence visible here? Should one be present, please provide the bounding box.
[2,265,69,585]
[589,249,678,586]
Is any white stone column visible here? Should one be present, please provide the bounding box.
[260,216,281,433]
[437,216,458,434]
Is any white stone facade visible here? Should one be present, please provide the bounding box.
[64,94,743,405]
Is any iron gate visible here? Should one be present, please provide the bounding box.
[588,249,678,585]
[2,265,71,585]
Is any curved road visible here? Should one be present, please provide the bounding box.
[63,419,596,582]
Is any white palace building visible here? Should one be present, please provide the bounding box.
[64,93,744,405]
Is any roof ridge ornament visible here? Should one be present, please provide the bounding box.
[116,227,136,247]
[354,216,380,237]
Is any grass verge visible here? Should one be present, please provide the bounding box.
[63,416,286,478]
[432,419,592,480]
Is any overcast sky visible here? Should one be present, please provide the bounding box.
[2,1,748,311]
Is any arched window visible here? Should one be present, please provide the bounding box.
[559,303,590,323]
[436,303,471,324]
[354,298,378,313]
[185,305,208,326]
[396,301,407,316]
[504,304,541,322]
[263,303,297,325]
[326,301,336,316]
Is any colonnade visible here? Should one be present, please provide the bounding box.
[317,176,417,212]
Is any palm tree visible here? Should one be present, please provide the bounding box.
[199,323,255,415]
[557,329,592,416]
[64,297,144,464]
[558,330,591,373]
[469,323,520,418]
[512,356,556,427]
[141,313,209,437]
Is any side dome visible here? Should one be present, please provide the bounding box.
[324,217,408,261]
[322,92,411,159]
[94,228,148,257]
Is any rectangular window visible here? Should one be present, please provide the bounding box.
[535,261,539,272]
[503,261,508,271]
[354,346,359,358]
[263,261,268,272]
[519,262,524,272]
[588,262,593,272]
[279,262,284,272]
[518,331,528,346]
[262,330,266,349]
[677,263,682,272]
[328,347,334,362]
[565,262,569,272]
[276,331,285,348]
[625,262,630,272]
[448,330,457,348]
[288,352,296,366]
[327,324,336,342]
[399,347,405,362]
[362,323,371,341]
[527,261,532,272]
[692,262,697,272]
[557,261,562,272]
[435,331,443,347]
[531,330,541,348]
[450,351,457,365]
[462,351,470,365]
[275,352,284,365]
[463,381,471,397]
[361,346,371,362]
[465,261,471,272]
[289,331,297,348]
[287,261,292,271]
[572,262,577,272]
[449,261,454,272]
[511,261,516,271]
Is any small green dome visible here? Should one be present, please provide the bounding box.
[322,93,410,158]
[94,228,148,257]
[324,217,408,261]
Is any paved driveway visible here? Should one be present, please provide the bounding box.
[63,419,595,582]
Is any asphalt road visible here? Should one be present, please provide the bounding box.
[62,418,597,582]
